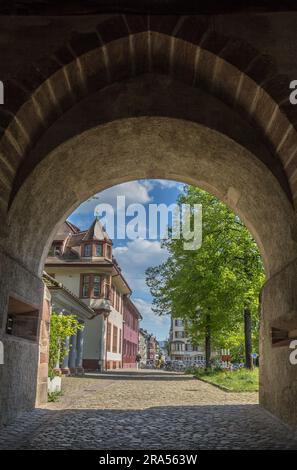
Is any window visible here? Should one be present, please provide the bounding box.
[106,244,112,259]
[111,285,115,307]
[83,244,92,257]
[175,330,184,339]
[105,280,111,300]
[115,290,121,312]
[119,329,122,354]
[107,322,111,352]
[93,275,101,297]
[48,244,61,257]
[80,274,102,298]
[173,342,184,352]
[82,275,90,297]
[112,325,118,353]
[175,319,183,327]
[95,244,103,257]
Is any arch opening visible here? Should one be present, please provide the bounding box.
[0,115,296,429]
[2,9,297,449]
[5,115,297,279]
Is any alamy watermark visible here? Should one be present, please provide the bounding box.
[289,80,297,105]
[289,339,297,365]
[94,196,202,250]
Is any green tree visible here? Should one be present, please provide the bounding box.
[146,186,265,369]
[48,312,84,378]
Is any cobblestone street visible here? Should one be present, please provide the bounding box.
[0,370,296,450]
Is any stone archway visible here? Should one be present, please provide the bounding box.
[2,112,297,426]
[0,15,297,427]
[1,15,297,218]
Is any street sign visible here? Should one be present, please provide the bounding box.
[252,352,258,359]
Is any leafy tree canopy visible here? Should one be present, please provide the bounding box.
[146,186,265,357]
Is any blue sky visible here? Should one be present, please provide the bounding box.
[68,179,185,341]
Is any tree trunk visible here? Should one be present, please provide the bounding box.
[205,314,211,371]
[244,307,253,369]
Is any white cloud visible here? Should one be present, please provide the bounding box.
[133,298,168,328]
[102,180,153,205]
[114,239,168,292]
[70,180,186,229]
[75,180,153,217]
[114,240,171,338]
[68,179,179,339]
[114,238,168,265]
[152,179,183,189]
[138,179,155,192]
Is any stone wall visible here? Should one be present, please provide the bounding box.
[1,11,297,427]
[0,335,39,425]
[0,250,43,424]
[260,258,297,428]
[35,287,50,406]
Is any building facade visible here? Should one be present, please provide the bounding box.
[45,218,132,371]
[123,297,142,368]
[138,328,148,366]
[42,272,95,375]
[169,318,205,363]
[138,329,159,365]
[147,334,158,363]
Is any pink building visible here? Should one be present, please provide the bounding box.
[123,297,142,368]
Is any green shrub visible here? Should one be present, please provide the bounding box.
[48,390,63,402]
[49,312,84,379]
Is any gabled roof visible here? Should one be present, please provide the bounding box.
[65,220,80,233]
[67,231,87,247]
[46,218,131,295]
[82,218,112,243]
[53,221,79,241]
[42,272,95,319]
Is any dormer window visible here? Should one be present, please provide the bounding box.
[106,244,112,259]
[48,244,61,257]
[95,244,103,257]
[83,244,92,257]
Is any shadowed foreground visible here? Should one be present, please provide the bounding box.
[0,370,296,450]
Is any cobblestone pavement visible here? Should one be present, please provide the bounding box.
[0,369,297,450]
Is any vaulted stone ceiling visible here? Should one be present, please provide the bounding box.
[1,12,297,219]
